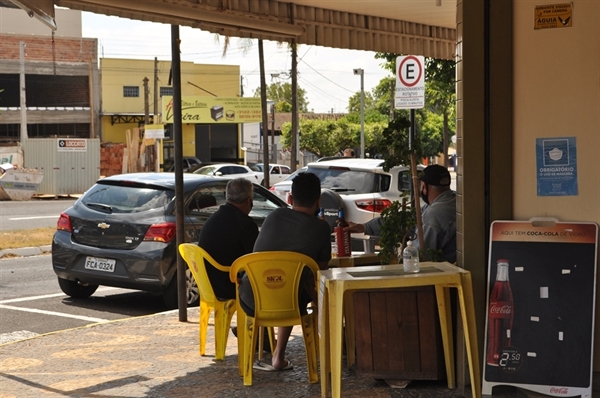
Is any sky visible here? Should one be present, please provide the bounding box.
[81,12,393,114]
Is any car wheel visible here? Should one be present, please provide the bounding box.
[162,268,200,309]
[57,277,99,299]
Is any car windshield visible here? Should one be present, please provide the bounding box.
[305,166,390,194]
[194,166,217,176]
[282,167,306,182]
[82,185,174,213]
[251,164,264,172]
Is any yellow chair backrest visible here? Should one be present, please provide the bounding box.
[179,244,230,305]
[231,251,320,325]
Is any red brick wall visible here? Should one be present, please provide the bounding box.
[100,143,125,177]
[0,34,97,63]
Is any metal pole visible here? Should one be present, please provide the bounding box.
[409,108,425,257]
[360,70,365,158]
[171,25,187,321]
[19,42,27,144]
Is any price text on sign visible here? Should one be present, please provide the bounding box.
[395,55,425,109]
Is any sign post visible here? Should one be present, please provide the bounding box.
[396,55,426,253]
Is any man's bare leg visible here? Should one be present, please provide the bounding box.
[271,326,293,369]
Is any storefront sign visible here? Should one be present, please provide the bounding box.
[162,96,262,124]
[144,124,165,139]
[534,3,572,30]
[536,136,577,196]
[57,139,87,152]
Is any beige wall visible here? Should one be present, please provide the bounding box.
[513,0,599,223]
[512,0,600,368]
[0,7,81,37]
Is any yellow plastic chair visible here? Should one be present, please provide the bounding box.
[178,243,236,360]
[230,251,320,386]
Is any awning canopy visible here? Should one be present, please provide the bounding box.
[37,0,456,60]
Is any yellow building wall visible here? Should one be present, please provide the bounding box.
[100,58,241,159]
[513,0,600,366]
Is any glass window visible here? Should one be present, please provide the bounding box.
[187,185,226,215]
[281,166,291,175]
[82,184,173,213]
[231,166,247,174]
[160,86,174,97]
[306,167,390,194]
[250,187,284,220]
[123,86,139,97]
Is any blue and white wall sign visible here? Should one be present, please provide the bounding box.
[536,137,578,196]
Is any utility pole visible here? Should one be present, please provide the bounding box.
[19,42,27,144]
[291,40,298,170]
[258,40,270,187]
[271,102,275,147]
[143,77,150,125]
[154,57,160,172]
[153,58,159,118]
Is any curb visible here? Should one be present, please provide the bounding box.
[0,245,51,258]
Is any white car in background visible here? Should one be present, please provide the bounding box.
[251,163,292,187]
[268,166,306,201]
[192,163,258,182]
[302,159,425,247]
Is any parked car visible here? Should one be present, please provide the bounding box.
[250,163,292,186]
[52,173,287,309]
[268,166,307,201]
[302,158,423,235]
[164,156,202,172]
[192,163,258,182]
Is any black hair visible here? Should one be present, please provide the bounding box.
[291,172,321,207]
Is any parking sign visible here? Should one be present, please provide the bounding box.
[395,55,425,109]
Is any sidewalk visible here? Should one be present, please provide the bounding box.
[0,307,532,397]
[0,244,52,258]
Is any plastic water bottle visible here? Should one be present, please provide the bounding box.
[402,240,420,273]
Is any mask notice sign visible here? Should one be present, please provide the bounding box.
[534,3,572,30]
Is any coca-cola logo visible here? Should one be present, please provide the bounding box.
[490,304,512,314]
[549,387,568,394]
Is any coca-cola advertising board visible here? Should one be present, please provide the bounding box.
[482,220,598,398]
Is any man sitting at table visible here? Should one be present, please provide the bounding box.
[198,178,258,300]
[238,172,331,371]
[343,164,456,263]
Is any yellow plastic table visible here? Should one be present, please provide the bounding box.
[327,252,380,268]
[317,262,481,398]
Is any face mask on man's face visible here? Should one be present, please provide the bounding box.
[420,185,429,205]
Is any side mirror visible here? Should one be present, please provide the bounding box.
[214,171,223,176]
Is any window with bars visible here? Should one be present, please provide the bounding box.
[160,86,174,97]
[123,86,139,97]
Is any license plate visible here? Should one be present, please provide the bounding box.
[84,256,116,272]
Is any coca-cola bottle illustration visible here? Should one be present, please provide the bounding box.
[486,259,514,366]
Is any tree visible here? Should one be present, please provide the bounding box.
[253,82,309,113]
[374,53,456,163]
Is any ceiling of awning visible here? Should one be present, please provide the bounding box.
[6,0,457,60]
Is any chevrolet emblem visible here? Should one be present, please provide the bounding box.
[97,223,111,229]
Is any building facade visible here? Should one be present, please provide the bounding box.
[0,8,99,143]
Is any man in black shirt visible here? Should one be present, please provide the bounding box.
[198,178,258,300]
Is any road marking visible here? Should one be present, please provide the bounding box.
[9,215,60,220]
[0,287,121,304]
[0,304,108,323]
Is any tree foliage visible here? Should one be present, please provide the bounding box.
[253,82,309,112]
